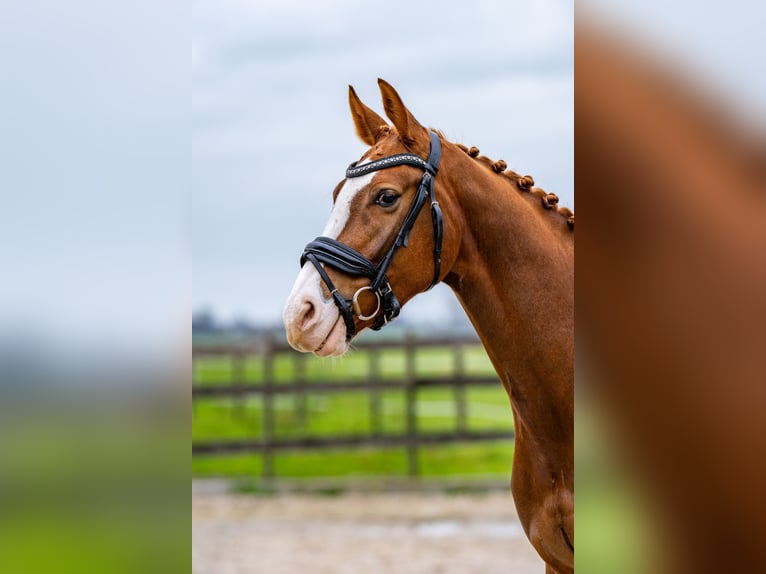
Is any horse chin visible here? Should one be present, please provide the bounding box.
[312,315,348,358]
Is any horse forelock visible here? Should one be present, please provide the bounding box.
[374,125,391,141]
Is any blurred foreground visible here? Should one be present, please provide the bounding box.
[0,381,188,573]
[576,9,766,574]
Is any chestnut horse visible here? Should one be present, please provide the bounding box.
[283,79,574,573]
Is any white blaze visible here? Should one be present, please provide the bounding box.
[282,169,378,355]
[322,171,376,239]
[290,170,375,301]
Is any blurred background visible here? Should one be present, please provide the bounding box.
[1,0,762,572]
[192,2,572,572]
[1,2,188,573]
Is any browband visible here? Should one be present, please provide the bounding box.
[346,153,436,178]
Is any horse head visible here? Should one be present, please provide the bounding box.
[283,79,461,356]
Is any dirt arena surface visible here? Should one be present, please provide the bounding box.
[193,490,543,574]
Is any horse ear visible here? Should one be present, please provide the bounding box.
[348,85,388,146]
[377,78,428,151]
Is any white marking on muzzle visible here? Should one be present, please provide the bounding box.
[282,170,377,351]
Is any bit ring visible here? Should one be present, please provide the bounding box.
[351,286,381,320]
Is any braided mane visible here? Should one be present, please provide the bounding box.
[453,141,574,229]
[375,125,574,228]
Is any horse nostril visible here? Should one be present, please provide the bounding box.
[299,300,316,330]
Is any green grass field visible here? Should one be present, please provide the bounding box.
[192,343,515,480]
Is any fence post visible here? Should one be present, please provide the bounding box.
[261,340,275,482]
[404,334,419,478]
[191,354,199,416]
[294,352,307,432]
[232,349,246,420]
[454,342,467,434]
[369,347,382,437]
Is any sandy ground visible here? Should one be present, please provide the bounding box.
[193,490,543,574]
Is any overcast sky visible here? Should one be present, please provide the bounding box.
[193,0,575,325]
[1,1,187,357]
[2,1,762,359]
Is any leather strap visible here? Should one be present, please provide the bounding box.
[302,237,377,279]
[302,252,357,341]
[346,153,435,178]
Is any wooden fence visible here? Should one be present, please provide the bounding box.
[192,334,513,479]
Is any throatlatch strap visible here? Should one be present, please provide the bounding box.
[423,132,443,290]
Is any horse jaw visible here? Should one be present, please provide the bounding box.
[282,264,349,357]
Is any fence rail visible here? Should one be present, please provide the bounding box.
[192,334,513,479]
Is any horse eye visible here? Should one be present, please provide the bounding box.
[374,190,400,207]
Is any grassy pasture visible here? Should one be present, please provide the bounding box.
[192,344,515,479]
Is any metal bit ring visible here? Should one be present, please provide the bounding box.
[351,286,381,320]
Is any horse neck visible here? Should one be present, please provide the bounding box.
[441,148,574,450]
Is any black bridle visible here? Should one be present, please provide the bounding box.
[300,131,444,342]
